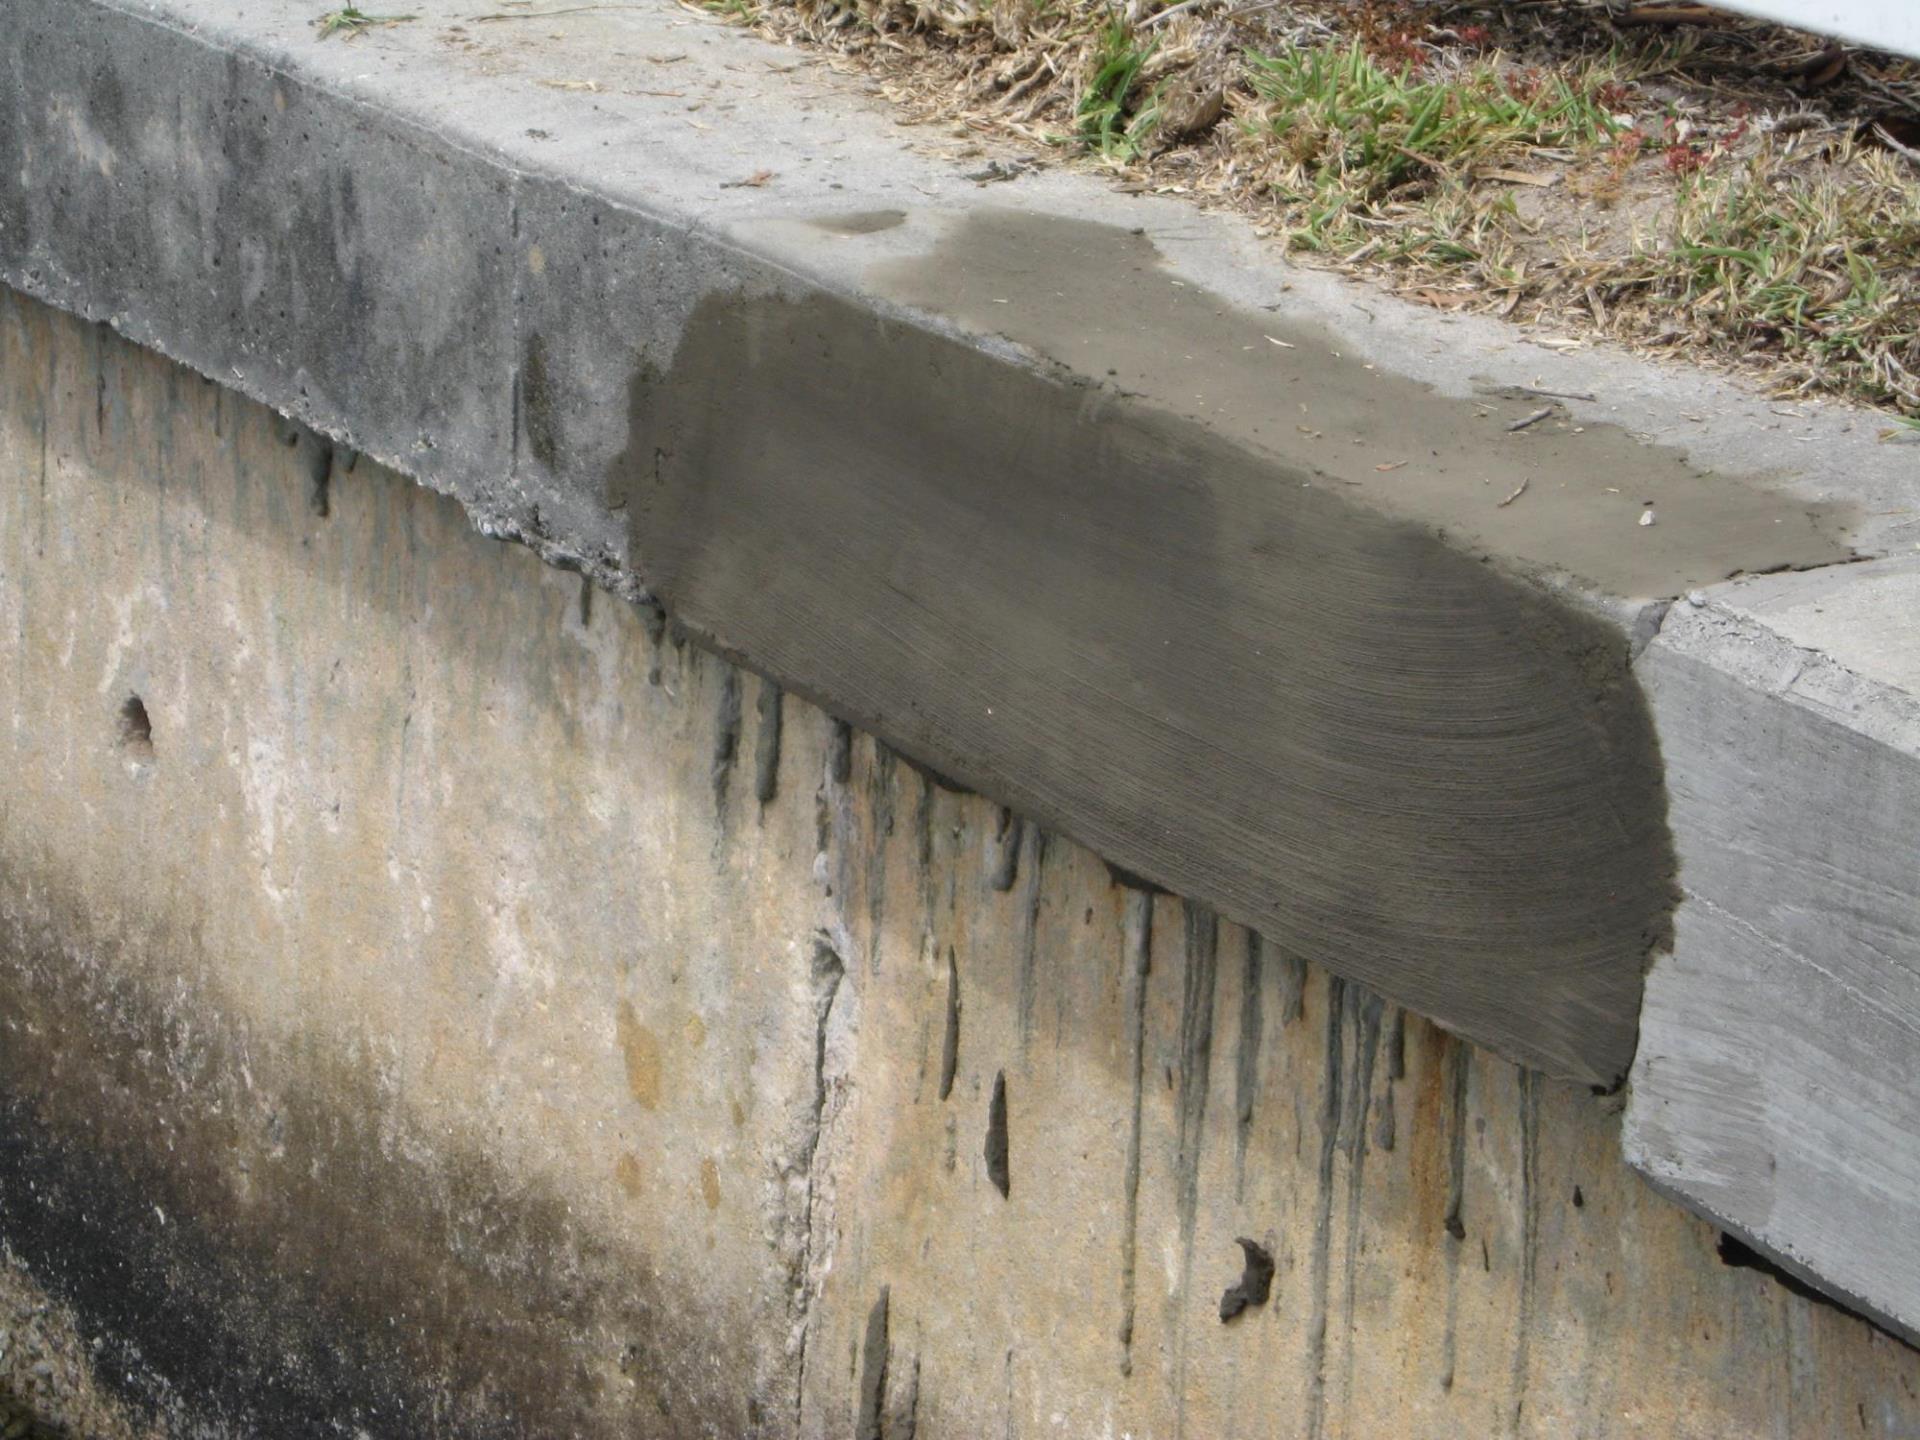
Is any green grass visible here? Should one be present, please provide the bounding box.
[1628,145,1920,403]
[718,0,1920,414]
[1245,42,1623,250]
[314,6,417,38]
[1076,23,1159,161]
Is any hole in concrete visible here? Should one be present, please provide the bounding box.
[117,694,154,762]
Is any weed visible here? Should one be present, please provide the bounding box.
[1613,141,1920,404]
[1077,22,1159,161]
[1251,43,1620,198]
[314,6,416,38]
[721,0,1920,414]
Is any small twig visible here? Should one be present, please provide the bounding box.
[472,4,652,20]
[1140,0,1212,28]
[1873,123,1920,168]
[1506,406,1555,432]
[1508,385,1597,402]
[1497,477,1531,507]
[1613,5,1721,26]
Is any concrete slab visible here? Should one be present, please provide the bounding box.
[1626,568,1920,1345]
[6,0,1920,1333]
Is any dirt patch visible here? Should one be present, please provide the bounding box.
[0,1251,160,1440]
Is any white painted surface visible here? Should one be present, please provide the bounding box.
[1709,0,1920,57]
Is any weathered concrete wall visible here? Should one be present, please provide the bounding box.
[2,291,1918,1436]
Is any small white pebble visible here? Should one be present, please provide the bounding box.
[1639,508,1656,527]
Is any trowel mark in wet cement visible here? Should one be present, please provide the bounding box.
[611,232,1688,1084]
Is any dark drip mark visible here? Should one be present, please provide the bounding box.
[939,949,961,1102]
[988,808,1021,892]
[914,772,940,943]
[898,754,975,797]
[1304,975,1345,1440]
[1509,1069,1540,1430]
[1014,827,1049,1051]
[827,719,853,786]
[1103,860,1174,897]
[1571,1185,1584,1210]
[1442,1041,1470,1242]
[915,770,934,875]
[985,1072,1011,1199]
[754,679,783,806]
[307,438,332,518]
[1233,931,1264,1202]
[1218,1238,1276,1323]
[711,666,742,814]
[1170,905,1219,1440]
[814,789,832,882]
[1336,992,1384,1421]
[1438,1037,1471,1395]
[576,573,592,629]
[890,1352,921,1440]
[1277,945,1308,1027]
[1372,1085,1396,1153]
[867,743,895,974]
[855,1287,890,1440]
[1174,905,1219,1276]
[1374,1007,1404,1151]
[338,448,360,474]
[641,601,667,686]
[1116,891,1153,1377]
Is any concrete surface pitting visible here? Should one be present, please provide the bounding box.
[0,289,1916,1435]
[5,0,1920,1359]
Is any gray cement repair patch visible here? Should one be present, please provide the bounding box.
[612,278,1675,1085]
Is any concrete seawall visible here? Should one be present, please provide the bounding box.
[8,0,1920,1427]
[3,289,1917,1436]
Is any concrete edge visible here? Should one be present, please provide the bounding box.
[1626,586,1920,1346]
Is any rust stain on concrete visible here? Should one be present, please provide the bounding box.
[617,1002,663,1110]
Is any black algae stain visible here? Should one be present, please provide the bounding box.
[985,1071,1010,1199]
[855,1286,890,1440]
[939,947,961,1102]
